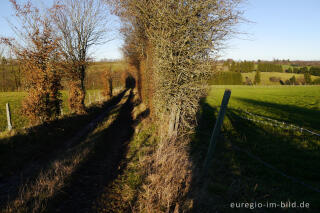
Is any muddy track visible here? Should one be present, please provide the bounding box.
[0,90,127,209]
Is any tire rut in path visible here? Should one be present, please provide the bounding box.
[46,90,135,213]
[0,90,127,209]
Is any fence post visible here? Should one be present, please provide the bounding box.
[6,103,12,131]
[202,89,231,178]
[89,94,91,105]
[60,104,64,116]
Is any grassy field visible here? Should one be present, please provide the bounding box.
[87,61,128,73]
[0,90,104,132]
[242,72,319,85]
[191,85,320,212]
[208,85,320,129]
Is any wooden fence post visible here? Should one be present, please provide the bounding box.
[60,104,64,116]
[202,89,231,178]
[6,103,12,131]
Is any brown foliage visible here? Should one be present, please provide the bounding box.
[2,0,63,124]
[68,80,86,114]
[101,68,113,98]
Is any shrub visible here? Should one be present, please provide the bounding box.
[285,75,297,85]
[2,1,63,124]
[269,76,281,82]
[254,71,261,84]
[296,77,305,85]
[245,77,253,85]
[101,68,113,98]
[312,78,320,85]
[304,72,312,84]
[310,66,320,76]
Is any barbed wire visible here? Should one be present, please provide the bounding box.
[200,105,320,193]
[229,141,320,193]
[201,106,320,193]
[230,108,320,137]
[224,107,320,193]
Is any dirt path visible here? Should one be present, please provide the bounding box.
[45,90,135,212]
[0,90,127,210]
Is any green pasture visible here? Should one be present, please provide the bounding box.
[192,85,320,212]
[0,90,102,132]
[208,85,320,129]
[87,61,128,73]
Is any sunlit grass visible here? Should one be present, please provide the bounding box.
[191,85,320,212]
[0,90,103,131]
[208,85,320,130]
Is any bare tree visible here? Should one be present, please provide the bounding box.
[52,0,112,114]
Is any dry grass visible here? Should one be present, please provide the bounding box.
[5,146,91,213]
[93,119,156,212]
[3,100,123,213]
[136,136,193,212]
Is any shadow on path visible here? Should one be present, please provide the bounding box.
[0,91,127,209]
[45,90,138,212]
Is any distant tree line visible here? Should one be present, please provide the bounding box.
[226,61,254,73]
[285,66,320,76]
[257,63,283,72]
[209,72,242,85]
[224,60,320,77]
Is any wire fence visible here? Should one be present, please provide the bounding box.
[230,108,320,137]
[222,107,320,193]
[229,141,320,193]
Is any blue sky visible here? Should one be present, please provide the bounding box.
[0,0,319,61]
[224,0,320,61]
[0,0,123,60]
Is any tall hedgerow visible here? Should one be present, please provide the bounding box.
[110,0,243,211]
